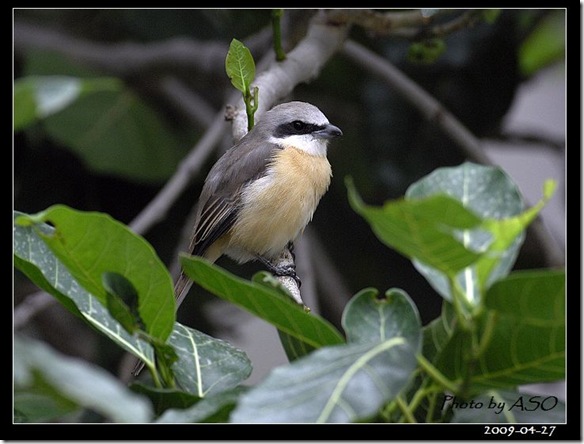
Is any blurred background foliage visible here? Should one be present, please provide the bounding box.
[13,9,565,377]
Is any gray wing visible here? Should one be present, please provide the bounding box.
[188,134,279,257]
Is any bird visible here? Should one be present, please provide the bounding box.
[131,101,342,377]
[173,100,343,307]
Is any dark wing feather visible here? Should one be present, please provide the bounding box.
[190,194,238,256]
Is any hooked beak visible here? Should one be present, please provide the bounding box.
[315,123,343,139]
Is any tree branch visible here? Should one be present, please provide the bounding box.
[341,38,564,268]
[341,39,493,165]
[324,9,482,39]
[14,20,271,78]
[231,11,349,140]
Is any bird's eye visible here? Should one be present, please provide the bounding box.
[292,121,305,131]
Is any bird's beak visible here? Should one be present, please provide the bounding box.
[315,124,343,139]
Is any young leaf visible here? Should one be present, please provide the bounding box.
[342,288,421,348]
[347,176,483,276]
[225,38,255,95]
[16,205,176,342]
[180,256,345,349]
[15,336,153,423]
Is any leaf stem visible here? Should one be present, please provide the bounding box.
[395,395,417,423]
[449,277,473,331]
[271,9,287,61]
[417,354,459,394]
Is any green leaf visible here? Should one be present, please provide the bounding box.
[14,75,122,131]
[180,256,345,349]
[14,336,153,423]
[422,302,457,364]
[230,338,416,423]
[231,287,422,423]
[475,180,556,289]
[13,212,155,366]
[129,382,200,416]
[475,270,565,389]
[225,38,255,94]
[277,330,317,361]
[519,10,565,76]
[156,387,247,423]
[407,39,446,64]
[14,390,79,423]
[481,9,501,24]
[16,206,175,342]
[435,270,565,393]
[342,288,421,348]
[168,323,252,397]
[42,88,186,183]
[448,389,565,423]
[347,176,483,277]
[406,162,526,302]
[102,271,142,335]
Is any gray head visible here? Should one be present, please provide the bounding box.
[257,101,342,156]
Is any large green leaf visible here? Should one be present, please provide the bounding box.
[230,339,415,423]
[42,88,186,183]
[156,387,247,423]
[406,162,525,302]
[475,270,565,389]
[14,75,122,131]
[15,206,175,342]
[168,323,252,397]
[14,336,153,423]
[180,256,345,349]
[13,211,155,365]
[434,270,565,393]
[230,286,421,423]
[347,177,483,277]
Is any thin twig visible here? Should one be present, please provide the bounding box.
[128,107,229,234]
[159,76,217,128]
[14,291,56,329]
[341,39,493,165]
[341,38,564,268]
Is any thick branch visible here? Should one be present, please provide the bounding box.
[231,11,349,140]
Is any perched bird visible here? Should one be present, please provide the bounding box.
[132,101,341,377]
[174,101,342,307]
